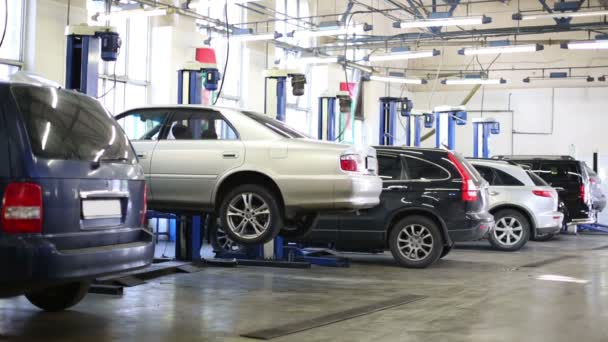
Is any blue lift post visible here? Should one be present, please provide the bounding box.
[318,96,337,141]
[411,113,424,147]
[65,25,121,97]
[432,106,468,150]
[378,97,399,145]
[472,118,500,158]
[171,62,220,261]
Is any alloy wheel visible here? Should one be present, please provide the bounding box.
[215,226,241,252]
[226,193,271,239]
[493,217,523,246]
[397,224,434,261]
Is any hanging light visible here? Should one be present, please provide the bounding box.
[561,39,608,50]
[220,31,282,42]
[288,23,372,39]
[188,0,262,9]
[94,8,169,22]
[442,77,507,85]
[394,15,491,29]
[523,73,595,83]
[369,75,427,85]
[367,48,440,62]
[459,43,544,55]
[513,9,608,21]
[298,56,344,65]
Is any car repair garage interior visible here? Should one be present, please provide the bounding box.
[2,0,608,340]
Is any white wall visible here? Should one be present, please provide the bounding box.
[403,86,608,162]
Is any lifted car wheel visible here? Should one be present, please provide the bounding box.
[25,281,90,312]
[279,213,319,239]
[208,217,245,253]
[489,209,530,251]
[219,184,283,245]
[388,216,442,268]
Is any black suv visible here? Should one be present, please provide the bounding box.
[494,155,594,227]
[0,80,154,311]
[293,146,494,268]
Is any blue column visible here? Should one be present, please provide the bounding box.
[414,116,421,147]
[388,101,396,145]
[404,115,411,146]
[318,98,324,140]
[435,112,441,148]
[276,77,287,122]
[483,124,491,158]
[379,101,386,145]
[328,98,336,141]
[447,113,456,150]
[473,123,480,158]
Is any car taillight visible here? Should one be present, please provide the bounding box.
[1,182,43,234]
[141,182,148,226]
[340,154,359,172]
[533,190,554,198]
[580,184,586,201]
[448,153,478,202]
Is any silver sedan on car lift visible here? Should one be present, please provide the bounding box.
[468,159,564,251]
[116,106,383,245]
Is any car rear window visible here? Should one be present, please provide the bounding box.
[534,162,582,184]
[451,152,483,183]
[11,85,135,163]
[527,171,549,186]
[241,111,309,138]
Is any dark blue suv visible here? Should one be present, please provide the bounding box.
[0,80,154,311]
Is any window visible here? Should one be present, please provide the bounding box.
[92,6,150,115]
[12,85,135,163]
[117,110,170,141]
[404,157,449,181]
[528,171,549,186]
[165,110,238,141]
[475,165,497,185]
[535,162,582,183]
[242,111,307,138]
[378,154,404,181]
[494,169,524,186]
[0,0,25,78]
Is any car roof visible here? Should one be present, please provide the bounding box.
[373,146,447,154]
[494,155,578,162]
[469,159,534,186]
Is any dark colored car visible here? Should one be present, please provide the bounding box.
[0,80,154,311]
[494,155,595,227]
[584,164,606,213]
[292,146,494,268]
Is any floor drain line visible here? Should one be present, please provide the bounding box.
[241,294,427,340]
[520,255,577,268]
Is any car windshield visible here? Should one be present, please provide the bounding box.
[11,85,135,163]
[241,111,310,139]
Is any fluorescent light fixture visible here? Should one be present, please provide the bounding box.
[459,44,543,55]
[515,9,608,21]
[368,49,440,62]
[95,8,168,21]
[561,40,608,50]
[523,75,594,83]
[442,78,506,85]
[395,15,491,29]
[288,24,370,39]
[369,75,427,85]
[188,0,261,8]
[220,31,281,42]
[299,56,342,65]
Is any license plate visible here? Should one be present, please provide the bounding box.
[82,199,122,219]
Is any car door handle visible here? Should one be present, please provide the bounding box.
[222,152,238,159]
[490,191,500,196]
[386,185,408,190]
[137,152,148,159]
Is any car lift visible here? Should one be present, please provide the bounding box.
[318,91,351,141]
[472,118,500,158]
[378,97,418,146]
[211,69,349,268]
[423,105,468,150]
[65,24,121,96]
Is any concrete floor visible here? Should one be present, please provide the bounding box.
[3,234,608,342]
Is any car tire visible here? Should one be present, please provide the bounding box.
[208,217,246,254]
[489,209,530,252]
[388,216,443,268]
[279,213,319,239]
[25,281,90,312]
[531,232,555,242]
[440,243,453,259]
[219,184,283,245]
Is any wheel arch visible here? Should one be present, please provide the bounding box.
[385,208,452,248]
[489,204,536,233]
[213,170,285,214]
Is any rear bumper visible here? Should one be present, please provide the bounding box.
[0,228,154,296]
[535,211,564,234]
[448,212,494,242]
